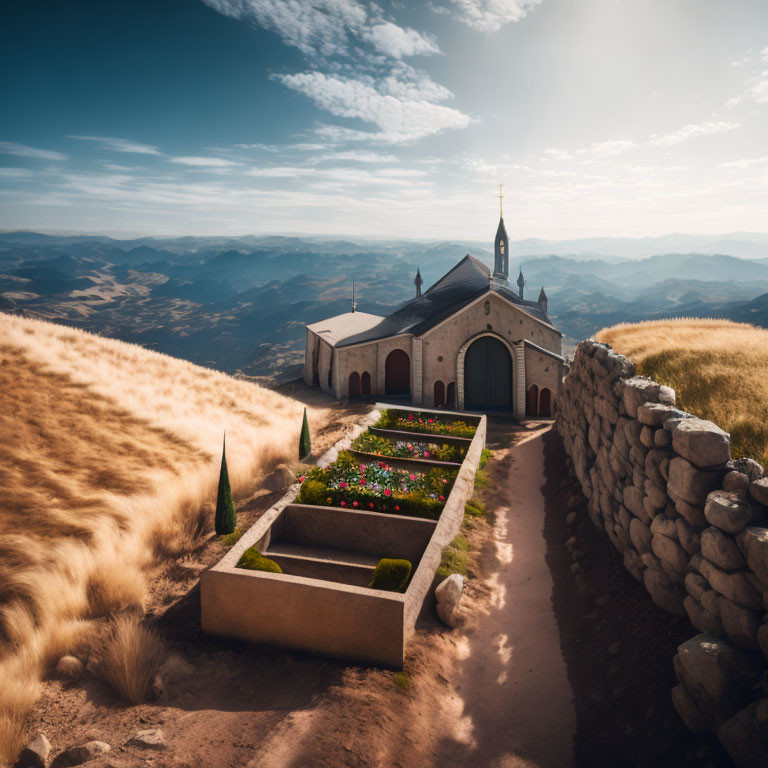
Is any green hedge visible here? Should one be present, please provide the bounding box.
[369,558,412,592]
[236,547,283,573]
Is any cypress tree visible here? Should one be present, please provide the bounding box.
[215,433,236,535]
[299,407,311,460]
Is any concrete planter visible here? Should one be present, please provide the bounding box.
[201,406,487,668]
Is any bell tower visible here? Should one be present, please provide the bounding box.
[493,184,509,280]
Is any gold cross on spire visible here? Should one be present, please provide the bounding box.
[497,183,503,218]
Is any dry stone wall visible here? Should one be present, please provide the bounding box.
[556,340,768,766]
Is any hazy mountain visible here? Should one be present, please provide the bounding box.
[3,230,768,377]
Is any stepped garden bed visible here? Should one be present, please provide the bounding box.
[201,404,486,668]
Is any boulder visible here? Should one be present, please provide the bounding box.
[738,527,768,583]
[723,471,750,494]
[668,458,723,506]
[638,403,688,427]
[676,518,701,556]
[17,733,51,768]
[704,491,756,534]
[650,515,677,538]
[701,527,746,572]
[652,534,688,574]
[675,497,707,527]
[622,377,660,419]
[654,429,672,448]
[629,518,652,554]
[731,458,765,482]
[51,741,110,768]
[750,478,768,507]
[640,425,655,449]
[672,681,707,733]
[659,385,676,405]
[684,595,724,636]
[644,478,667,512]
[54,655,83,681]
[643,567,685,615]
[719,596,761,650]
[622,485,647,522]
[697,557,763,610]
[685,571,708,601]
[671,418,731,469]
[127,729,167,750]
[675,635,762,728]
[700,590,721,617]
[718,702,768,768]
[435,574,464,627]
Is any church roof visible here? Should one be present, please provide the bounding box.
[495,216,508,241]
[327,254,557,348]
[306,311,384,346]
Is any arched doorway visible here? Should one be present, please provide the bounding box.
[526,384,539,417]
[539,387,552,417]
[446,382,456,409]
[464,336,512,411]
[348,371,360,398]
[433,380,445,407]
[361,371,371,395]
[385,349,410,396]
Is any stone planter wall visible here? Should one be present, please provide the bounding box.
[556,340,768,766]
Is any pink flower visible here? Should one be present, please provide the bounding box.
[409,474,416,481]
[340,501,346,507]
[442,478,448,484]
[428,418,434,424]
[298,475,305,482]
[369,502,374,509]
[359,478,366,485]
[384,489,391,496]
[408,414,413,421]
[353,500,358,508]
[395,505,400,511]
[424,451,430,458]
[340,481,347,488]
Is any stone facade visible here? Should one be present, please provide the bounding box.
[556,340,768,766]
[304,291,564,418]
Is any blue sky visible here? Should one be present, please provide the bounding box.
[1,0,767,239]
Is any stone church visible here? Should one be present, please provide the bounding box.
[302,207,565,418]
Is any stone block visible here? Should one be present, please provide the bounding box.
[644,478,667,511]
[668,457,723,506]
[650,515,677,538]
[671,418,731,469]
[705,491,757,534]
[723,471,750,494]
[750,477,768,507]
[737,526,768,583]
[698,557,763,610]
[718,702,768,768]
[638,402,688,427]
[595,396,618,424]
[659,385,676,405]
[652,532,688,574]
[685,572,708,600]
[632,465,645,490]
[622,377,661,419]
[654,429,672,448]
[701,526,746,572]
[629,518,652,554]
[640,425,655,448]
[719,595,761,650]
[675,497,707,527]
[684,595,724,636]
[672,681,708,733]
[701,589,721,617]
[676,518,701,556]
[731,458,764,482]
[643,567,685,615]
[623,484,646,520]
[617,504,631,531]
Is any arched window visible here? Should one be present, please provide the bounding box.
[348,371,360,398]
[526,384,539,417]
[446,382,456,409]
[385,349,410,396]
[433,380,445,407]
[361,371,371,395]
[539,387,552,417]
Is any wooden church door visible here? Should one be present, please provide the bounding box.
[464,336,512,410]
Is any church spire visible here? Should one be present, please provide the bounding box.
[493,184,509,280]
[538,285,547,314]
[351,280,356,312]
[517,269,525,299]
[414,267,423,297]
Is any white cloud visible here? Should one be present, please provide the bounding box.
[543,148,573,161]
[279,71,471,142]
[318,150,398,162]
[577,139,636,157]
[649,120,740,146]
[70,136,162,155]
[0,167,35,178]
[445,0,542,33]
[170,156,241,167]
[720,155,768,170]
[362,22,440,58]
[0,142,67,161]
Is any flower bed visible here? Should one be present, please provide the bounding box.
[297,450,456,520]
[350,431,467,463]
[373,409,476,438]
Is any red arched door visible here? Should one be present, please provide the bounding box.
[446,382,456,408]
[526,385,539,417]
[539,387,552,417]
[385,349,410,396]
[348,371,360,397]
[433,380,445,407]
[361,371,371,395]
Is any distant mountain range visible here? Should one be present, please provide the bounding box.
[2,231,768,376]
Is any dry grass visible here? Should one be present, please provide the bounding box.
[0,313,326,762]
[596,319,768,466]
[96,615,166,704]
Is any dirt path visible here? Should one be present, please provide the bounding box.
[434,425,576,767]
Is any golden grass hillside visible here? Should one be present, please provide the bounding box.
[596,319,768,467]
[0,313,328,761]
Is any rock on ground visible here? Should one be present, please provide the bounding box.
[17,732,51,768]
[54,655,84,681]
[127,728,167,750]
[51,741,110,767]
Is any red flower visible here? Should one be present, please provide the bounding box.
[409,474,416,481]
[428,418,434,424]
[340,501,346,507]
[442,478,448,484]
[340,481,347,488]
[369,502,374,508]
[408,414,414,421]
[298,475,305,482]
[395,505,400,511]
[383,489,391,496]
[353,500,358,508]
[439,495,444,501]
[359,478,366,485]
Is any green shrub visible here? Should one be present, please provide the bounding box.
[437,534,471,578]
[215,435,237,535]
[464,499,485,518]
[479,448,494,469]
[473,468,489,490]
[236,547,283,573]
[369,558,412,592]
[299,407,311,460]
[393,672,411,691]
[452,534,470,551]
[220,528,242,548]
[297,479,328,505]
